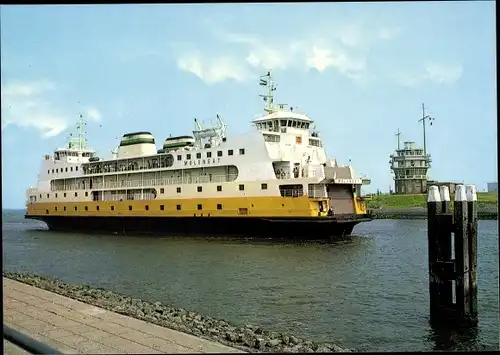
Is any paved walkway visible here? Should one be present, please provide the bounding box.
[3,278,245,354]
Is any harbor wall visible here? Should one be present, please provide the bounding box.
[3,272,351,353]
[368,206,497,220]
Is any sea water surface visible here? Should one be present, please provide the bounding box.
[2,210,498,351]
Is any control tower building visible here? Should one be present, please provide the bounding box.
[389,141,431,194]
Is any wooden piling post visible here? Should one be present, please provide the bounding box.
[427,184,478,327]
[454,185,471,323]
[465,184,478,322]
[438,186,453,311]
[427,186,442,321]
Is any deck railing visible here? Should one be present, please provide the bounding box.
[50,174,238,192]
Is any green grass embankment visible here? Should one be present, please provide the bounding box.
[365,192,498,220]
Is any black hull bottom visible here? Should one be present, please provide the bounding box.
[25,215,371,239]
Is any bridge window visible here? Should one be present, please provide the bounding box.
[197,204,202,210]
[207,152,212,158]
[196,153,201,159]
[217,204,222,210]
[228,149,234,156]
[217,185,222,192]
[239,148,245,155]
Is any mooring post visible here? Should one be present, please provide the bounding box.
[453,185,472,324]
[438,186,454,311]
[427,185,442,321]
[465,184,478,322]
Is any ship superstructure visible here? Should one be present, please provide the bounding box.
[25,72,371,238]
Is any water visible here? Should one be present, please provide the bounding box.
[2,210,498,351]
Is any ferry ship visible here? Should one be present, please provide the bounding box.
[25,72,372,238]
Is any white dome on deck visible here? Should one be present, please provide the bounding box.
[117,131,157,159]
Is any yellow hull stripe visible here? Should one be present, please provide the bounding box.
[26,196,347,218]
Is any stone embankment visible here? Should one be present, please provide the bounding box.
[3,272,351,353]
[368,206,497,220]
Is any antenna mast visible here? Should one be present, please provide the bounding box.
[68,114,88,150]
[396,128,402,150]
[259,71,276,113]
[418,103,435,156]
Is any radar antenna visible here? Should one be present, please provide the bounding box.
[259,71,277,113]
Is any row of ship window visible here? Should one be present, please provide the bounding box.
[180,148,245,161]
[48,166,79,174]
[39,183,269,199]
[46,148,246,175]
[46,203,225,214]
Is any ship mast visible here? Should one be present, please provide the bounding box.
[68,114,88,150]
[259,71,277,113]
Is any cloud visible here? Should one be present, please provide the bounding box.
[177,53,253,85]
[394,63,463,87]
[424,63,463,85]
[1,80,102,138]
[377,26,401,40]
[86,107,102,121]
[175,31,373,85]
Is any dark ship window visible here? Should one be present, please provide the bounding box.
[239,148,245,155]
[160,205,165,211]
[217,204,222,210]
[239,184,245,191]
[197,204,202,210]
[217,185,222,192]
[217,151,223,157]
[261,183,268,190]
[176,204,181,210]
[228,150,234,156]
[197,186,202,192]
[207,152,212,158]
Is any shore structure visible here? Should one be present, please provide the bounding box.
[24,71,371,238]
[3,272,351,353]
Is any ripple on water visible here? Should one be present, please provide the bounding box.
[2,211,499,352]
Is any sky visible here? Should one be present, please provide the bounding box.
[1,2,497,209]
